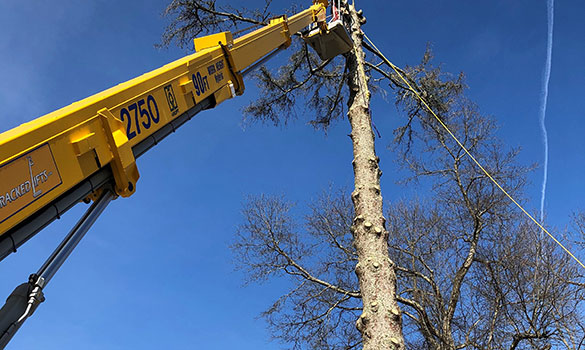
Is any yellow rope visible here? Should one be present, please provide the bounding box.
[363,34,585,270]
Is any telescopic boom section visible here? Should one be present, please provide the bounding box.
[0,1,328,261]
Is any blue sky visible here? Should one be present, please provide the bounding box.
[0,0,584,349]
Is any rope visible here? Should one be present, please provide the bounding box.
[362,33,585,270]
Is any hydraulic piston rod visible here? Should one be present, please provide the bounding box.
[0,190,114,349]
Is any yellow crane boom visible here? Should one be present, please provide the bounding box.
[0,1,354,347]
[0,1,334,262]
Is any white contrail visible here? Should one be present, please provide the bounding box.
[539,0,554,224]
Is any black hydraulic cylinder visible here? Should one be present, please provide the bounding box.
[0,190,113,350]
[0,282,44,349]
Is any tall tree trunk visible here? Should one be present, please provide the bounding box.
[345,4,405,349]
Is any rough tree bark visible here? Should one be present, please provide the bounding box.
[345,4,405,349]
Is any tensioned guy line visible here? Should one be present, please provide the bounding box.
[362,33,585,270]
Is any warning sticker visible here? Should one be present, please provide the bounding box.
[0,144,62,224]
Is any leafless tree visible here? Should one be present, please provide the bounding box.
[161,1,585,349]
[573,212,585,249]
[373,47,585,350]
[234,191,584,350]
[162,0,404,348]
[233,191,362,349]
[232,49,585,349]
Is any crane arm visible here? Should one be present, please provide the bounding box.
[0,2,329,262]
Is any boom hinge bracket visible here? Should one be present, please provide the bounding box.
[218,42,245,96]
[97,108,139,197]
[269,16,292,48]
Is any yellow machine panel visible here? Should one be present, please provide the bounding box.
[0,144,62,224]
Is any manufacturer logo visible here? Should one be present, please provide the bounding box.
[0,144,62,224]
[164,84,179,116]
